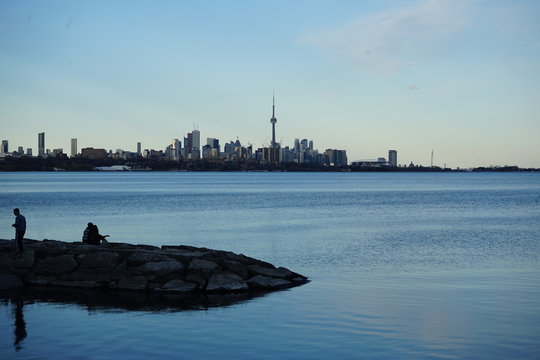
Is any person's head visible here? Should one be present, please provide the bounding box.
[87,222,93,228]
[13,208,20,215]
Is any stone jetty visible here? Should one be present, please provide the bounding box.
[0,239,308,295]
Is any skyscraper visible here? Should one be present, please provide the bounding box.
[1,140,7,153]
[137,142,142,155]
[192,130,200,153]
[389,150,397,167]
[38,132,45,157]
[71,138,77,158]
[270,96,278,148]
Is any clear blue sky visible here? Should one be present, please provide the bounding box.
[1,0,539,168]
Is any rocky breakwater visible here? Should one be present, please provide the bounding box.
[0,239,308,294]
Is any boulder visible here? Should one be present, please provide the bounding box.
[159,279,198,293]
[206,272,248,292]
[14,249,36,269]
[35,255,78,275]
[132,260,184,277]
[78,252,119,269]
[127,252,174,266]
[188,259,219,278]
[0,274,23,290]
[220,260,250,279]
[247,275,291,289]
[50,279,96,289]
[248,265,295,280]
[118,276,148,291]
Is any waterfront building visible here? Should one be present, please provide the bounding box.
[137,142,142,155]
[27,148,32,157]
[52,148,64,157]
[71,138,77,157]
[325,149,348,166]
[1,140,8,153]
[389,150,397,167]
[38,132,45,157]
[81,147,107,159]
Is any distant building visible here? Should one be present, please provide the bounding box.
[38,132,45,157]
[389,150,397,167]
[81,147,107,159]
[52,148,65,157]
[325,149,348,166]
[27,148,32,157]
[137,142,142,155]
[71,138,77,157]
[1,140,8,153]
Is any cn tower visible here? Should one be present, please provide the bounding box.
[270,95,277,148]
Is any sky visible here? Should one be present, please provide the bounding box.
[1,0,539,168]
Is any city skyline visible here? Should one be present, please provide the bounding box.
[1,1,539,168]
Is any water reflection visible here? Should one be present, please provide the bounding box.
[1,287,277,314]
[1,286,279,350]
[12,299,27,351]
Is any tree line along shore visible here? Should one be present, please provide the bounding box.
[0,157,536,172]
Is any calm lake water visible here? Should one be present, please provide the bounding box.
[1,172,539,359]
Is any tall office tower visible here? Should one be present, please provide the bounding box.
[294,139,300,152]
[18,146,24,155]
[270,96,278,148]
[172,139,181,159]
[1,140,7,153]
[389,150,397,167]
[309,140,314,151]
[27,148,32,157]
[301,139,308,151]
[137,142,142,155]
[38,132,45,157]
[71,138,77,157]
[192,130,200,152]
[191,129,201,160]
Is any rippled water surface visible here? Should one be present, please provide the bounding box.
[1,172,539,359]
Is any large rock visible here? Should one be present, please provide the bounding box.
[248,265,296,280]
[206,272,248,292]
[127,252,174,265]
[159,279,198,293]
[118,276,148,291]
[220,260,250,279]
[78,252,119,269]
[132,260,184,277]
[35,255,78,275]
[0,274,23,290]
[15,249,36,269]
[188,259,219,278]
[247,275,291,289]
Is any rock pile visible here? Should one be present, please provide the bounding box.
[0,239,308,294]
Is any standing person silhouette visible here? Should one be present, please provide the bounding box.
[12,208,26,256]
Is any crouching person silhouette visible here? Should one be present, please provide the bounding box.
[83,222,109,245]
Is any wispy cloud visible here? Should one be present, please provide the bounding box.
[299,0,470,75]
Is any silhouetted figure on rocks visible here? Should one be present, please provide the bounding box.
[12,208,26,256]
[83,222,109,245]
